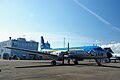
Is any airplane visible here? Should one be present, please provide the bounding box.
[111,53,120,62]
[5,36,112,66]
[104,47,120,63]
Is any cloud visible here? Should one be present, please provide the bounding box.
[95,40,101,44]
[101,43,120,54]
[73,0,120,32]
[113,26,120,32]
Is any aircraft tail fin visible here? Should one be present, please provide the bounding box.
[40,36,45,49]
[40,36,51,50]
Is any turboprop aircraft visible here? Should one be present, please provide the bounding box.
[5,36,111,66]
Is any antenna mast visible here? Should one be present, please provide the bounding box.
[63,37,65,48]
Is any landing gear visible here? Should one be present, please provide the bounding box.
[74,59,78,65]
[95,59,102,66]
[51,60,56,66]
[67,59,70,64]
[67,55,71,64]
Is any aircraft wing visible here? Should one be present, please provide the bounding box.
[5,47,58,60]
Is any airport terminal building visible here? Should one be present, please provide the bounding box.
[0,37,40,60]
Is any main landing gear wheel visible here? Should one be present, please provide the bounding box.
[67,59,70,64]
[74,60,78,65]
[51,60,56,66]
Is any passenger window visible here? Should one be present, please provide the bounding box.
[101,53,103,56]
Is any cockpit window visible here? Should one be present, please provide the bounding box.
[94,47,104,51]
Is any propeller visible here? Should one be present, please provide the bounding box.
[62,42,70,64]
[104,48,113,62]
[67,42,69,54]
[67,42,71,64]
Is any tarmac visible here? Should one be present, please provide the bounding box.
[0,60,120,80]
